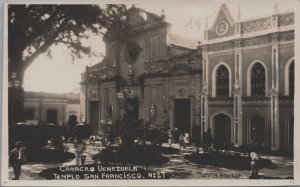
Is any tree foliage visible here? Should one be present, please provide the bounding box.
[8,4,127,84]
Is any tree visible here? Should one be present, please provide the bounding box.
[8,4,127,85]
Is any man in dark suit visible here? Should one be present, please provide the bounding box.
[9,141,26,180]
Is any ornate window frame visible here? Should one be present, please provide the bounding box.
[247,60,268,96]
[212,62,232,97]
[216,65,230,97]
[215,21,229,36]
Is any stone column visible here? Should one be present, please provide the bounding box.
[270,33,280,150]
[200,49,209,136]
[169,95,175,130]
[189,95,195,137]
[200,94,208,138]
[270,90,279,150]
[234,41,243,146]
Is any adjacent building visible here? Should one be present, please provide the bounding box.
[81,4,294,150]
[23,91,81,128]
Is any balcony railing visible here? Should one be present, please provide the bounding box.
[241,96,271,105]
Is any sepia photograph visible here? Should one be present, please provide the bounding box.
[1,0,299,186]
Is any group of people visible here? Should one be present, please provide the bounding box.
[167,128,190,149]
[9,128,261,180]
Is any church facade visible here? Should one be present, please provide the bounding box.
[80,4,294,150]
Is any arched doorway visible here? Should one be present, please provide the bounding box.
[213,113,231,148]
[174,99,191,134]
[69,115,77,129]
[249,115,266,144]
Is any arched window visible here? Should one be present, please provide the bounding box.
[289,62,294,98]
[251,63,266,96]
[216,65,229,97]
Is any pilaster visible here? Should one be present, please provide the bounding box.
[270,33,280,150]
[233,40,243,146]
[200,49,209,137]
[270,89,280,150]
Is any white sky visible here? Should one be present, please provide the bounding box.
[23,0,294,93]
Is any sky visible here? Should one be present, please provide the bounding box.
[22,0,294,93]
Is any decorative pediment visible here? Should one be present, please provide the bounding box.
[211,4,235,29]
[207,4,236,39]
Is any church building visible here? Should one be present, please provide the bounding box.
[80,4,294,150]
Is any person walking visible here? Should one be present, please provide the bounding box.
[179,134,186,149]
[183,133,189,145]
[80,154,87,165]
[167,129,173,147]
[9,141,26,180]
[250,152,259,179]
[174,128,179,143]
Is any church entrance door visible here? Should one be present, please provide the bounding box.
[174,99,191,134]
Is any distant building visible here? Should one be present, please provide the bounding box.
[23,91,81,128]
[81,4,294,150]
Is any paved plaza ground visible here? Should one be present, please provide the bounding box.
[8,142,293,180]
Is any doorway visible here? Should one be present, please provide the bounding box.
[214,113,231,148]
[249,115,266,144]
[69,115,77,129]
[125,97,139,121]
[47,109,58,125]
[174,99,191,134]
[90,101,99,126]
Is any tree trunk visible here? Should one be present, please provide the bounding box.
[8,52,25,125]
[9,52,26,86]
